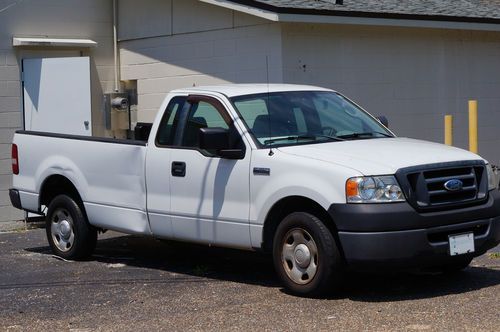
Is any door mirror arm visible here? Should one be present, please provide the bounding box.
[219,149,245,160]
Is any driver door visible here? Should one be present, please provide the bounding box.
[169,95,252,248]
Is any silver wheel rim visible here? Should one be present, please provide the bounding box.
[50,208,75,252]
[281,228,318,285]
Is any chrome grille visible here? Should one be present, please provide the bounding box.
[396,161,488,211]
[424,166,478,205]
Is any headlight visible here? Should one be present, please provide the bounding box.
[486,164,498,191]
[346,176,405,203]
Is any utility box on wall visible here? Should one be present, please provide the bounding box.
[104,83,138,139]
[104,92,130,138]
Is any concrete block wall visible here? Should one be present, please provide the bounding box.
[3,0,500,224]
[119,0,282,122]
[120,1,500,164]
[0,0,115,222]
[282,23,500,164]
[0,15,23,221]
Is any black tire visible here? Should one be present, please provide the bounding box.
[439,257,473,274]
[272,212,344,297]
[45,194,97,260]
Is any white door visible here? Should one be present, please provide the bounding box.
[168,96,252,249]
[146,96,187,238]
[22,57,92,136]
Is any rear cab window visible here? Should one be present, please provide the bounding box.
[156,96,186,146]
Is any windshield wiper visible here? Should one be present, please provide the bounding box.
[337,131,393,139]
[264,134,344,145]
[312,134,345,141]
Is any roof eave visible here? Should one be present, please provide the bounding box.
[200,0,500,31]
[278,13,500,32]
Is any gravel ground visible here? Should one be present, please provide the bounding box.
[0,228,498,331]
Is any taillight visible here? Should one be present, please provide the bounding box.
[12,144,19,175]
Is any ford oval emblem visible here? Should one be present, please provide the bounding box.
[444,179,463,192]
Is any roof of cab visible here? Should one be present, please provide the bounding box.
[170,84,333,98]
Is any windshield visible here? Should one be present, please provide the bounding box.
[231,91,393,147]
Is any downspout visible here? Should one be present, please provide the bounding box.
[113,0,119,92]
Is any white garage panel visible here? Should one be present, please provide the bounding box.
[23,57,92,136]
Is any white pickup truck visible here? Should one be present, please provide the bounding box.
[10,84,500,296]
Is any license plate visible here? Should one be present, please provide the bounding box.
[448,232,475,256]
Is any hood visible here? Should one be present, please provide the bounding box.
[278,137,484,175]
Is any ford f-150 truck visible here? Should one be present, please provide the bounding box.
[9,84,500,296]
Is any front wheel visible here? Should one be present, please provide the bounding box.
[273,212,344,296]
[46,195,97,260]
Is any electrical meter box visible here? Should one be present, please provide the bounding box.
[104,92,130,131]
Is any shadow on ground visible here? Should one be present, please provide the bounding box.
[25,234,500,301]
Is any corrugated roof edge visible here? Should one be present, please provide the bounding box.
[226,0,500,24]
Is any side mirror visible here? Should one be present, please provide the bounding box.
[376,115,389,128]
[200,127,230,150]
[199,127,245,160]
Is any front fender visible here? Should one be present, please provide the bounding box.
[249,149,360,248]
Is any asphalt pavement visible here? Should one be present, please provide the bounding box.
[0,227,498,331]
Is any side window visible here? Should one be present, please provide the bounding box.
[181,101,229,148]
[156,97,185,146]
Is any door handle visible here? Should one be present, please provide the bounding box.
[171,161,186,177]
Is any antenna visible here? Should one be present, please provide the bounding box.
[266,55,274,156]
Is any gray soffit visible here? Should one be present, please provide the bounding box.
[225,0,500,24]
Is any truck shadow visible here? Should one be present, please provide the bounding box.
[93,234,280,288]
[341,267,500,302]
[26,233,500,301]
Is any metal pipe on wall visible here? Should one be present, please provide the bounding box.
[113,0,119,92]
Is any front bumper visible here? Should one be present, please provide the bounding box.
[329,190,500,268]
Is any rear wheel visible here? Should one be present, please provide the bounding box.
[273,212,344,296]
[46,195,97,260]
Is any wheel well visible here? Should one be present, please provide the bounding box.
[39,175,83,210]
[261,196,338,253]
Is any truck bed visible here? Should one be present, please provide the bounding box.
[13,130,150,235]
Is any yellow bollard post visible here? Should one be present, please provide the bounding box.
[444,115,453,146]
[468,100,478,153]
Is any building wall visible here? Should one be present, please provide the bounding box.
[3,1,500,223]
[282,23,500,164]
[0,0,115,222]
[120,4,500,163]
[119,0,283,121]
